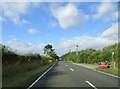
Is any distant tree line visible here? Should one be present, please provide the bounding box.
[61,43,120,67]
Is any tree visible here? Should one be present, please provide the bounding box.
[43,44,58,60]
[44,44,54,56]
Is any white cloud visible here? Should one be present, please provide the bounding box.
[2,2,39,25]
[56,22,118,56]
[28,28,40,35]
[101,22,118,41]
[51,3,88,29]
[93,2,118,21]
[2,2,29,24]
[5,38,45,54]
[58,36,114,51]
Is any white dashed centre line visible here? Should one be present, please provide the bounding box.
[66,65,68,66]
[70,68,74,71]
[86,81,97,89]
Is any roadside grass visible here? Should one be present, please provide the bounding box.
[96,67,119,76]
[2,62,55,87]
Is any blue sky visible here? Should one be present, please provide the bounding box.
[1,1,119,56]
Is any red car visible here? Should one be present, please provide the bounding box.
[99,62,110,68]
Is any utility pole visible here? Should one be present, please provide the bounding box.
[76,45,78,55]
[112,52,115,69]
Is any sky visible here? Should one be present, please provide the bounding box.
[0,0,119,56]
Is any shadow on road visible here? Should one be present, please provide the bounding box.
[49,71,67,77]
[33,62,68,87]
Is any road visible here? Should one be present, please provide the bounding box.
[30,61,119,88]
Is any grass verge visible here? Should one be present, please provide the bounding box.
[96,67,120,76]
[2,62,55,88]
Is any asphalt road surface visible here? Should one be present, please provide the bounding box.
[30,61,119,88]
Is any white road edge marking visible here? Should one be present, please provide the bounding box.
[97,70,120,79]
[27,63,56,89]
[86,81,97,89]
[70,68,74,71]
